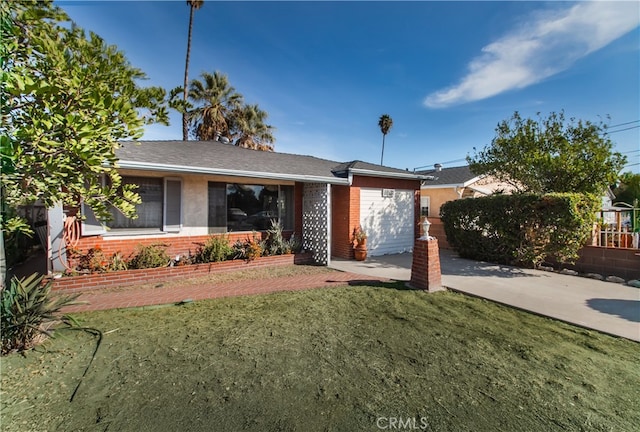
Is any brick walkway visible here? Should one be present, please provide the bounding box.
[60,271,389,313]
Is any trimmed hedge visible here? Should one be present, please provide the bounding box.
[440,193,599,268]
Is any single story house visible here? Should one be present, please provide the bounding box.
[48,140,426,272]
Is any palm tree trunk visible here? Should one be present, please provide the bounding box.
[380,134,386,165]
[182,4,196,141]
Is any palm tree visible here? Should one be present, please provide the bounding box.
[231,104,276,151]
[188,71,243,141]
[182,0,204,141]
[378,114,393,165]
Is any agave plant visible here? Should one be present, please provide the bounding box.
[1,273,80,355]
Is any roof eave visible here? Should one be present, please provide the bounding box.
[348,168,424,181]
[116,160,350,185]
[421,183,465,189]
[421,175,483,189]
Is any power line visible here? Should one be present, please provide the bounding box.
[440,158,468,165]
[607,125,640,134]
[413,157,469,171]
[609,120,639,128]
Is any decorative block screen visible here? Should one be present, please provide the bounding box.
[302,183,331,265]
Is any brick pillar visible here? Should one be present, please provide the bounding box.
[410,238,443,292]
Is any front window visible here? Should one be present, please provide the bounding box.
[109,177,163,229]
[209,183,294,232]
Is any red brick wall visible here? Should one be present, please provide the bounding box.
[331,185,360,259]
[563,246,640,280]
[52,253,313,292]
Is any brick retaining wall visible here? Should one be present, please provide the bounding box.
[561,246,640,280]
[51,253,314,292]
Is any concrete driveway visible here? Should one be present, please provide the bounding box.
[330,250,640,342]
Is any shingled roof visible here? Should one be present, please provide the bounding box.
[115,140,422,184]
[417,165,482,187]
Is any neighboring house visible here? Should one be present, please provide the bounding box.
[48,140,425,272]
[601,187,616,210]
[415,164,515,248]
[417,164,516,218]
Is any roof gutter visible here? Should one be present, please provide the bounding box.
[348,168,427,181]
[420,175,484,189]
[116,160,350,185]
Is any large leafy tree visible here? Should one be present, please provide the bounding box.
[1,0,169,283]
[378,114,393,165]
[467,111,626,195]
[182,0,204,141]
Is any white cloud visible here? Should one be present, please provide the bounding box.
[424,2,640,108]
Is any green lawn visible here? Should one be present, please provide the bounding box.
[2,282,638,431]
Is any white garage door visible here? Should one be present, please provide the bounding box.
[360,188,415,256]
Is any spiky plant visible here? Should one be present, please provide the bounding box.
[1,273,80,355]
[265,219,290,255]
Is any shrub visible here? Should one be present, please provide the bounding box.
[128,243,170,269]
[108,252,128,272]
[1,273,80,355]
[232,233,263,261]
[194,235,234,263]
[264,220,291,256]
[440,193,598,268]
[287,233,303,254]
[71,246,109,273]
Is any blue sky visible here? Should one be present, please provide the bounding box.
[58,1,639,173]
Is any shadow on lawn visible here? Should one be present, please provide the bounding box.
[343,279,416,291]
[586,298,640,323]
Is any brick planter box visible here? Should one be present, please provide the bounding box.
[51,253,314,293]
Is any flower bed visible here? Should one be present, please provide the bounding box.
[51,252,314,292]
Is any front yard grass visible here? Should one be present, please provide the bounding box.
[2,282,638,431]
